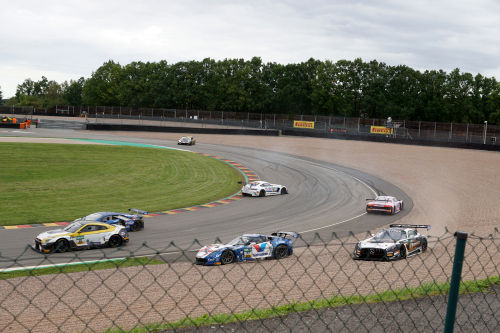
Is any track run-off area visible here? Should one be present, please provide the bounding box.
[0,128,414,268]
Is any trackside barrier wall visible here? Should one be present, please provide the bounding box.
[0,229,498,332]
[86,123,280,136]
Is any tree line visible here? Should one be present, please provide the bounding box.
[4,57,500,124]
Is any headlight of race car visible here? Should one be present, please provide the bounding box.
[385,245,397,257]
[119,229,128,236]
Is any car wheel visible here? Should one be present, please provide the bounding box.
[220,250,235,265]
[108,235,123,248]
[400,202,404,210]
[259,190,266,197]
[274,244,289,259]
[390,207,394,215]
[399,245,407,259]
[130,222,140,232]
[421,239,428,252]
[55,239,69,253]
[280,187,288,195]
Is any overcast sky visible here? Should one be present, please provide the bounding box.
[1,0,499,98]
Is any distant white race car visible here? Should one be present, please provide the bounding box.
[241,181,288,197]
[366,196,403,215]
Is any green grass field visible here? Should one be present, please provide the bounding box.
[0,142,244,225]
[0,256,164,280]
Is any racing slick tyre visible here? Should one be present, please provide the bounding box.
[400,202,404,210]
[399,245,407,259]
[259,190,266,197]
[390,207,395,215]
[55,239,69,253]
[280,187,288,195]
[220,250,236,265]
[108,235,123,248]
[421,239,428,252]
[274,245,289,260]
[130,222,140,232]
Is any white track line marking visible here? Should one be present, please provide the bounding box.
[300,212,367,234]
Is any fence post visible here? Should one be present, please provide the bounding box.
[483,121,488,144]
[418,121,421,137]
[444,231,468,333]
[465,123,469,142]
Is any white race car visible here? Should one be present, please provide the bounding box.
[177,136,196,145]
[241,181,288,197]
[366,196,403,215]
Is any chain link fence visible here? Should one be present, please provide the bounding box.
[0,229,498,332]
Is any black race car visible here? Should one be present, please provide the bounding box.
[353,224,430,260]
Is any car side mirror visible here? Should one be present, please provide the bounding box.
[245,242,251,246]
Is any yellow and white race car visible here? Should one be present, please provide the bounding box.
[32,221,129,253]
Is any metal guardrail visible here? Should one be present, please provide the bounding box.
[0,229,498,332]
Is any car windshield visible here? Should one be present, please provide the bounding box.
[373,229,404,241]
[84,213,103,220]
[228,236,249,246]
[64,222,83,233]
[180,137,189,142]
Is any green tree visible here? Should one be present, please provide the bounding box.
[62,77,85,106]
[82,60,122,106]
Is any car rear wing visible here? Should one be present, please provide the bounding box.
[390,224,431,230]
[129,208,148,215]
[271,231,299,239]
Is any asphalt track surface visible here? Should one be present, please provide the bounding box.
[0,128,411,268]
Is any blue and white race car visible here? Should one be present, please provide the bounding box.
[195,231,299,265]
[74,209,147,232]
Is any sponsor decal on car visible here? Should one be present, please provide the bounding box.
[253,243,267,252]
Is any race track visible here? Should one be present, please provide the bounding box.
[0,128,411,268]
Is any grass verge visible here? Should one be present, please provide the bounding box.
[105,275,500,332]
[0,142,244,225]
[0,256,164,280]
